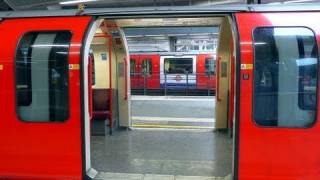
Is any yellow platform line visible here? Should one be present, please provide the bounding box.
[132,123,214,129]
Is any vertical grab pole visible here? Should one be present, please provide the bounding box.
[108,35,113,134]
[186,72,189,96]
[124,57,128,100]
[207,73,210,96]
[144,72,147,95]
[88,54,93,120]
[164,72,167,96]
[216,56,221,101]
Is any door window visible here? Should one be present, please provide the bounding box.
[130,59,136,76]
[141,58,152,76]
[205,58,215,75]
[253,27,318,127]
[16,31,71,122]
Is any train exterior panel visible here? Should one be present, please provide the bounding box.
[0,4,320,180]
[236,12,320,179]
[0,16,92,179]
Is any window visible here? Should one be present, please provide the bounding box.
[205,58,215,75]
[130,59,136,76]
[141,58,152,76]
[253,27,318,128]
[164,58,193,74]
[16,31,71,122]
[175,38,218,52]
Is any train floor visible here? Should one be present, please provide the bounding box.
[91,129,232,179]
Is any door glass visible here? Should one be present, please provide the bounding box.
[16,31,71,122]
[141,58,152,76]
[205,58,215,75]
[253,27,318,127]
[130,59,136,76]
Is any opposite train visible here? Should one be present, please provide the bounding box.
[130,53,216,92]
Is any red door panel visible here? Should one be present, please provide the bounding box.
[130,54,160,90]
[130,55,140,89]
[140,54,160,89]
[196,54,216,90]
[236,12,320,179]
[151,55,160,89]
[0,16,91,179]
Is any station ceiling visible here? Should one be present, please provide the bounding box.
[2,0,318,11]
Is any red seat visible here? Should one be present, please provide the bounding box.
[92,89,110,120]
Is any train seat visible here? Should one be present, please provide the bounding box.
[92,88,111,120]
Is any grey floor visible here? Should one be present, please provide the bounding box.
[131,96,215,128]
[91,129,232,177]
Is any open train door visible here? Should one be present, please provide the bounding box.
[235,13,320,179]
[0,16,92,179]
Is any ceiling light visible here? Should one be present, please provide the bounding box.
[268,0,315,4]
[59,0,100,5]
[284,0,315,3]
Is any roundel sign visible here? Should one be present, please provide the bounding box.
[175,74,182,82]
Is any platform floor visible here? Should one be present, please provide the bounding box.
[95,172,232,180]
[91,129,232,178]
[131,96,215,129]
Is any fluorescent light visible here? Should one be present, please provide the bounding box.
[268,0,315,4]
[59,0,100,5]
[195,0,243,5]
[284,0,315,3]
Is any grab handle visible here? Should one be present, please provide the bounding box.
[216,56,221,101]
[124,57,128,100]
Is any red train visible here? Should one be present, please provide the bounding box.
[130,53,216,92]
[0,4,320,180]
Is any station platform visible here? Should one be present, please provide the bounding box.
[131,96,215,129]
[95,172,232,180]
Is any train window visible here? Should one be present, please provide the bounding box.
[205,58,215,75]
[141,58,152,76]
[16,31,71,122]
[130,59,136,76]
[164,58,193,74]
[253,27,318,128]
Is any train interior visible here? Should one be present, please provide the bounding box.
[86,16,236,179]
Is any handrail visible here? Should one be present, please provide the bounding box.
[124,57,128,100]
[88,54,93,120]
[216,56,221,101]
[130,71,215,96]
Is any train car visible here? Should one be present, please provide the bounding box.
[130,53,216,93]
[0,4,320,180]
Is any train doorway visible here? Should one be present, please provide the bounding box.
[85,16,237,179]
[125,25,217,129]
